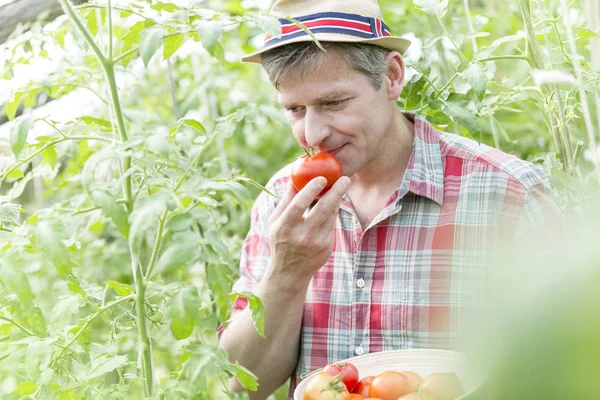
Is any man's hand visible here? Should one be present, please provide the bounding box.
[267,175,351,287]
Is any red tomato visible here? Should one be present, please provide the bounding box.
[291,151,343,198]
[303,372,351,400]
[323,362,360,392]
[369,371,411,400]
[352,376,374,397]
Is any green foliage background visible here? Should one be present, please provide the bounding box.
[0,0,598,399]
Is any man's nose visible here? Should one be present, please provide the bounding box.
[303,109,331,148]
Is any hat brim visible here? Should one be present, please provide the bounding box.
[241,34,411,63]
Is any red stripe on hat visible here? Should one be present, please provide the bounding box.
[281,18,372,35]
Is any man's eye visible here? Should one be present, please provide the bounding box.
[327,99,346,107]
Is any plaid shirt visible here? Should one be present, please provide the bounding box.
[229,113,562,396]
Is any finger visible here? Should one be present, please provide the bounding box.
[307,176,351,225]
[280,176,328,223]
[270,182,297,221]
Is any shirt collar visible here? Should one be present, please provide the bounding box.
[400,113,445,206]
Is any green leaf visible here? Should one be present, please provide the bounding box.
[154,234,198,277]
[91,189,130,238]
[67,276,87,297]
[5,168,24,179]
[79,116,112,128]
[166,286,199,340]
[140,28,166,68]
[234,177,275,197]
[461,62,488,100]
[576,27,599,39]
[441,95,481,135]
[10,116,33,159]
[86,355,128,380]
[105,281,134,296]
[85,10,98,37]
[50,295,81,326]
[230,292,265,338]
[165,212,193,232]
[13,381,37,396]
[197,20,223,56]
[36,220,71,276]
[0,255,35,304]
[128,196,166,260]
[402,73,427,110]
[183,118,206,133]
[0,203,21,224]
[234,363,259,391]
[163,33,185,60]
[205,230,234,265]
[413,0,448,18]
[206,263,232,324]
[150,2,181,12]
[252,14,281,38]
[146,134,171,158]
[41,146,58,169]
[5,91,23,121]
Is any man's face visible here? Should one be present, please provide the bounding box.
[277,50,396,178]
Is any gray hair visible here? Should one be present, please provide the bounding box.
[260,42,391,90]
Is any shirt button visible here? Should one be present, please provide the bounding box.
[356,278,365,288]
[355,346,364,356]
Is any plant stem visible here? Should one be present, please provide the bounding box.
[133,260,154,396]
[0,135,114,184]
[560,0,600,178]
[143,210,168,280]
[107,0,113,61]
[476,55,529,62]
[49,294,135,367]
[463,0,478,53]
[519,0,546,70]
[59,0,106,64]
[104,61,133,214]
[0,315,35,336]
[59,1,152,394]
[435,15,468,62]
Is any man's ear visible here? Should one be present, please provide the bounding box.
[384,51,405,100]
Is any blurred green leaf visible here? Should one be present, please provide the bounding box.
[197,20,223,56]
[9,116,33,160]
[5,91,23,121]
[163,33,185,60]
[106,281,134,296]
[166,286,199,340]
[155,234,198,277]
[0,203,21,225]
[230,292,265,338]
[139,28,166,68]
[91,189,129,238]
[36,220,71,276]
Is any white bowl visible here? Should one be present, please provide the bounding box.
[293,349,485,400]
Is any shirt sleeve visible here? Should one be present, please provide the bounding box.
[218,174,288,336]
[515,176,565,243]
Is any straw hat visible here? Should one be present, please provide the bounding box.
[241,0,411,63]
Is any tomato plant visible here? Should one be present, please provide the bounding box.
[291,151,343,198]
[323,362,360,392]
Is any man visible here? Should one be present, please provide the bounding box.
[218,0,563,399]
